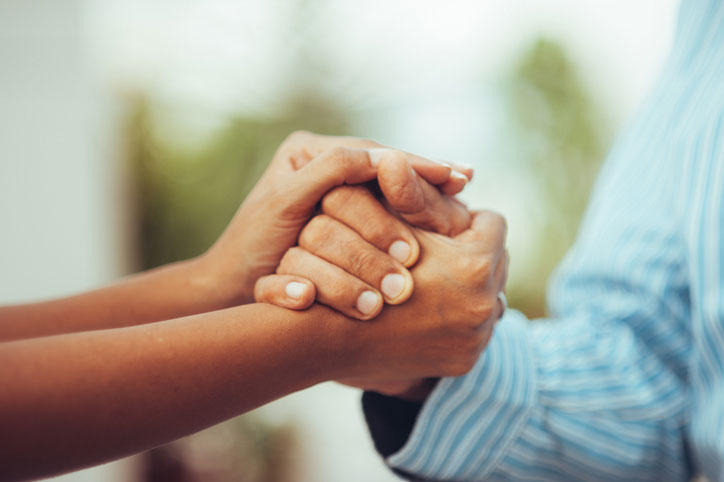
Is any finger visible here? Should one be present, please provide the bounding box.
[377,156,472,236]
[398,187,472,237]
[291,147,379,212]
[277,247,384,320]
[254,275,316,310]
[299,215,414,304]
[372,150,425,213]
[439,170,470,196]
[463,210,508,252]
[322,186,420,267]
[370,145,473,186]
[284,132,456,186]
[447,164,474,180]
[369,148,453,186]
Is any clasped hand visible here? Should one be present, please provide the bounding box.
[245,132,509,399]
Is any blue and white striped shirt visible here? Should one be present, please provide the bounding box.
[380,2,724,480]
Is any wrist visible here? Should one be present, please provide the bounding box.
[195,247,255,308]
[285,303,356,383]
[181,252,252,311]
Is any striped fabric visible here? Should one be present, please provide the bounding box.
[385,2,724,480]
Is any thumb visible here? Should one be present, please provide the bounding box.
[289,146,378,214]
[376,150,426,214]
[378,151,472,236]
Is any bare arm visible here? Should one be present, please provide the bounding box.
[0,131,479,480]
[0,302,344,480]
[0,209,505,481]
[0,132,462,341]
[0,257,230,341]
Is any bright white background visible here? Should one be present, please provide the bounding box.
[0,1,678,480]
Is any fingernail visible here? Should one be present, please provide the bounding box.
[357,290,380,315]
[381,273,405,300]
[388,240,412,264]
[367,148,390,167]
[285,282,307,300]
[450,170,468,182]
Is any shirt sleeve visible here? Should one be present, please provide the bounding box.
[365,310,691,481]
[681,111,724,479]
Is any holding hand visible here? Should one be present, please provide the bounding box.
[254,145,472,319]
[0,131,484,480]
[311,210,508,385]
[255,150,507,399]
[201,131,470,309]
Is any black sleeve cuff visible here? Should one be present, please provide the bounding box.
[361,390,424,458]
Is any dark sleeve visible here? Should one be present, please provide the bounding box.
[362,391,423,457]
[361,391,426,481]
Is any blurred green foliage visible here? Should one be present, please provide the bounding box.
[503,39,608,318]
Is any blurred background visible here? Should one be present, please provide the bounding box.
[0,0,678,480]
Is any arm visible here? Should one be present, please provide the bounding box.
[684,117,724,480]
[363,310,689,481]
[0,132,462,341]
[0,257,226,341]
[361,146,711,481]
[0,212,505,481]
[0,303,341,480]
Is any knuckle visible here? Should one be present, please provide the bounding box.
[324,280,352,304]
[321,185,364,213]
[278,247,305,273]
[348,249,378,277]
[473,256,494,279]
[299,215,334,247]
[385,178,420,209]
[327,146,351,164]
[360,217,396,247]
[471,295,497,321]
[322,146,353,181]
[458,254,494,282]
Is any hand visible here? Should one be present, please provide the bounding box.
[319,211,508,384]
[254,150,472,319]
[253,147,479,397]
[348,213,508,399]
[197,131,471,307]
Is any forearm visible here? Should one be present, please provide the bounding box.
[0,254,242,341]
[366,312,689,481]
[0,302,343,480]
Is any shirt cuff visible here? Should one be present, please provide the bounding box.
[362,390,424,458]
[385,310,537,480]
